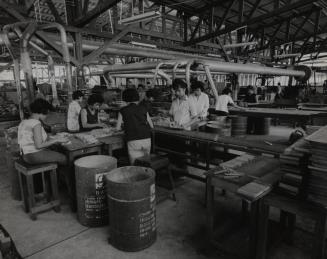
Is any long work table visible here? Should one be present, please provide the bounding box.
[152,127,289,181]
[229,107,327,124]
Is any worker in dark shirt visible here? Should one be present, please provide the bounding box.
[116,88,154,164]
[79,94,106,131]
[244,85,259,103]
[139,89,156,116]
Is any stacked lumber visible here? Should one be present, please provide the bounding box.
[306,126,327,206]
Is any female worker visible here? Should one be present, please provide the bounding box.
[169,79,197,130]
[18,98,68,166]
[116,88,153,164]
[80,94,106,131]
[67,90,84,132]
[214,88,244,116]
[189,80,210,119]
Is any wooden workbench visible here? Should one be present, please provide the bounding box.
[205,156,282,258]
[152,126,289,181]
[229,107,327,124]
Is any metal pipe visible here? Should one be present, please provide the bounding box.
[172,62,181,81]
[153,62,165,87]
[111,73,159,78]
[185,61,192,93]
[157,71,172,85]
[20,22,37,104]
[11,26,59,105]
[0,30,24,119]
[38,23,73,102]
[196,60,307,78]
[204,65,219,104]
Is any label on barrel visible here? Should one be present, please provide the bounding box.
[83,172,110,219]
[139,184,156,238]
[95,172,108,190]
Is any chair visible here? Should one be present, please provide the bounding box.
[15,158,60,220]
[135,154,176,202]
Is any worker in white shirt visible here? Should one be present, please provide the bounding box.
[189,80,209,119]
[215,88,244,116]
[67,90,84,132]
[169,79,197,130]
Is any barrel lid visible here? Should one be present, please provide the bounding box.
[74,155,117,169]
[106,166,155,185]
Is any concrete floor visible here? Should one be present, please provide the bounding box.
[0,127,317,259]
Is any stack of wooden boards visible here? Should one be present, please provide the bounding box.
[212,154,281,201]
[277,138,310,198]
[306,126,327,206]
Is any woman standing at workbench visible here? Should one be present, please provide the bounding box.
[116,88,154,165]
[169,79,197,130]
[67,90,84,133]
[214,88,244,115]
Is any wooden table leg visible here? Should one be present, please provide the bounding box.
[313,213,327,259]
[206,175,215,240]
[249,201,259,259]
[50,169,61,212]
[255,200,270,259]
[26,174,36,220]
[68,154,77,212]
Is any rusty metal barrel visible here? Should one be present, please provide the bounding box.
[254,118,271,135]
[106,166,156,252]
[74,155,117,227]
[231,116,247,136]
[206,120,231,136]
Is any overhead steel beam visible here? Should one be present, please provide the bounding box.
[267,22,284,46]
[73,0,120,27]
[313,36,327,59]
[216,0,237,31]
[313,8,321,51]
[185,0,318,46]
[292,10,314,39]
[0,3,80,66]
[82,26,131,64]
[45,0,64,24]
[247,0,262,19]
[83,0,90,15]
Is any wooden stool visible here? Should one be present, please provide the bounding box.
[256,193,327,259]
[135,154,177,202]
[15,159,60,220]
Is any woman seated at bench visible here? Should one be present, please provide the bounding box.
[79,94,106,131]
[18,98,68,166]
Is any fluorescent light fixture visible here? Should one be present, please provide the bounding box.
[274,53,301,59]
[130,41,157,48]
[223,41,258,48]
[118,11,161,25]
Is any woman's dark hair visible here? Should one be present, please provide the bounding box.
[222,88,232,95]
[172,79,187,91]
[87,94,104,105]
[73,90,84,100]
[122,88,139,102]
[30,98,53,115]
[191,80,204,92]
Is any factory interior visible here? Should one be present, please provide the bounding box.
[1,0,327,258]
